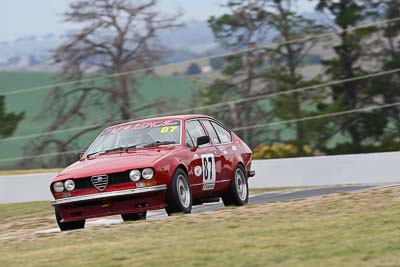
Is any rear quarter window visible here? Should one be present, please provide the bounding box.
[202,120,221,144]
[211,122,232,143]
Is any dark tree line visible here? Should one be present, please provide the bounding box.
[206,0,271,148]
[10,0,400,168]
[201,0,400,157]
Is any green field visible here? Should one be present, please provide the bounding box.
[1,187,400,266]
[0,72,202,167]
[0,71,352,169]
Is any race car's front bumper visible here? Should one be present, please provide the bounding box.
[51,184,167,222]
[51,184,166,206]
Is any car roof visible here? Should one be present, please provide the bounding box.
[108,114,215,129]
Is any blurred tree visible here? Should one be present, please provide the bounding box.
[315,0,385,152]
[203,0,332,152]
[205,0,271,147]
[372,1,400,135]
[0,96,24,138]
[25,0,181,167]
[185,63,202,75]
[209,56,224,71]
[252,143,313,159]
[263,0,330,156]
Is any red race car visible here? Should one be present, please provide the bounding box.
[50,115,255,231]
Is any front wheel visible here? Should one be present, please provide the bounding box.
[121,211,147,222]
[165,168,192,215]
[55,206,85,231]
[222,166,249,206]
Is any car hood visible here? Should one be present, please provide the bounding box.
[56,146,177,179]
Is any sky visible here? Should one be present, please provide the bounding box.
[0,0,317,40]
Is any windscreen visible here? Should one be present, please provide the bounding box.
[85,119,181,156]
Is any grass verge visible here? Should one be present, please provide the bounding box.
[0,201,54,237]
[1,187,400,266]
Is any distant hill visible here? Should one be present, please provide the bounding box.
[0,72,204,168]
[0,10,327,72]
[0,20,218,72]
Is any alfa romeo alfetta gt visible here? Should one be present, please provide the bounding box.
[50,115,255,231]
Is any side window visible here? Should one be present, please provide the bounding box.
[185,130,195,147]
[186,120,209,147]
[211,122,232,143]
[202,120,220,144]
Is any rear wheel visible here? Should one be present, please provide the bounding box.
[55,206,85,231]
[121,211,147,222]
[165,168,192,215]
[222,166,249,206]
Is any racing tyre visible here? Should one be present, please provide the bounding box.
[55,206,85,231]
[165,168,192,215]
[222,166,249,206]
[121,211,147,222]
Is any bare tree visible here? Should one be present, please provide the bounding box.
[24,0,181,167]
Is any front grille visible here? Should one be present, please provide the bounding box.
[91,175,108,191]
[75,171,131,190]
[109,171,132,185]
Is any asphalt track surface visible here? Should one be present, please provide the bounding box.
[0,184,380,240]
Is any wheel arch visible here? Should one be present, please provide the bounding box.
[232,151,252,179]
[166,161,189,187]
[236,162,246,172]
[174,164,189,177]
[232,154,246,175]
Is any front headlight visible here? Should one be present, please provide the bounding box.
[53,182,64,193]
[64,179,75,191]
[129,170,141,182]
[142,168,154,180]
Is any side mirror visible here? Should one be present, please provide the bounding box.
[196,136,210,147]
[78,152,85,160]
